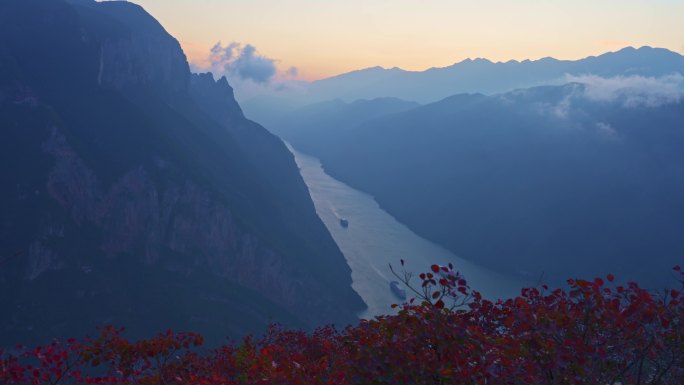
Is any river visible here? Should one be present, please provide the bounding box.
[289,146,528,318]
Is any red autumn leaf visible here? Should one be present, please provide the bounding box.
[3,263,682,385]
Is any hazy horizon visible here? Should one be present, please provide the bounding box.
[128,0,684,82]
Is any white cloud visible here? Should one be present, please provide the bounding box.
[565,73,684,107]
[207,42,298,85]
[551,93,573,118]
[595,122,617,136]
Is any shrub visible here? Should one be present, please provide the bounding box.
[2,265,683,384]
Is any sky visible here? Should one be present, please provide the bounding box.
[129,0,684,82]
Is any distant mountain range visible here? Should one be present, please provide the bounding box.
[274,83,684,286]
[242,46,684,125]
[0,0,363,345]
[309,46,684,103]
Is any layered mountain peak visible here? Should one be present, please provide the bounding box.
[275,80,684,288]
[288,45,684,106]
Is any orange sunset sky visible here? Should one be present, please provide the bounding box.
[130,0,684,81]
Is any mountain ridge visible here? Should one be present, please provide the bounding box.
[309,46,684,103]
[242,46,684,126]
[276,82,684,286]
[0,0,364,346]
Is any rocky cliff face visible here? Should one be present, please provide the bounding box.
[0,0,363,345]
[77,0,191,93]
[41,126,304,312]
[190,73,244,122]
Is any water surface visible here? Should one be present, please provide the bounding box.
[289,146,528,318]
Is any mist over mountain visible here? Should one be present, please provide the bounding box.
[242,47,684,126]
[268,98,420,154]
[0,0,363,346]
[276,82,684,286]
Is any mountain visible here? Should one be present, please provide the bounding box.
[242,47,684,127]
[283,84,684,286]
[308,47,684,104]
[0,0,364,346]
[268,97,420,155]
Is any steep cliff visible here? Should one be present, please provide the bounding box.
[0,0,364,345]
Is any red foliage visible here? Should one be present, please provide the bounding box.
[2,266,683,384]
